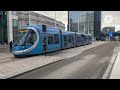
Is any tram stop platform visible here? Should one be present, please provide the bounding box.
[0,41,107,79]
[109,49,120,79]
[102,46,120,79]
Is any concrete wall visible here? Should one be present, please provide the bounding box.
[7,11,18,43]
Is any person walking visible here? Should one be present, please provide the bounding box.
[82,34,85,48]
[9,41,13,52]
[84,36,85,48]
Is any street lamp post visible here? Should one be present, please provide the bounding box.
[87,13,89,34]
[84,15,86,34]
[78,11,80,33]
[21,11,23,28]
[28,11,31,25]
[55,11,56,29]
[69,19,70,31]
[107,28,110,41]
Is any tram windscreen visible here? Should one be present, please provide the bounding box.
[17,29,37,46]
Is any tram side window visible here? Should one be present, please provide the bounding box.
[79,34,82,42]
[54,34,59,44]
[68,35,72,43]
[64,36,67,43]
[84,36,86,41]
[48,34,54,45]
[72,35,74,42]
[76,35,79,42]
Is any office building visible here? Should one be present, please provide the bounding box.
[68,11,101,39]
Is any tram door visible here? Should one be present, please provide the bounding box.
[60,30,62,50]
[42,25,47,53]
[64,36,67,48]
[42,33,46,53]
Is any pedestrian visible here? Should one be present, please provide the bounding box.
[82,35,85,48]
[9,41,13,52]
[42,36,46,56]
[84,37,85,48]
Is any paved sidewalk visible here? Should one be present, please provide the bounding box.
[109,49,120,79]
[102,46,120,79]
[0,41,106,79]
[0,45,13,63]
[0,45,9,48]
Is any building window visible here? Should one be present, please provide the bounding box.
[12,11,17,15]
[68,11,95,38]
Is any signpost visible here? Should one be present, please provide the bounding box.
[109,32,113,41]
[109,32,113,37]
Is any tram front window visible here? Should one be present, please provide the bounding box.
[26,30,37,45]
[17,32,28,46]
[17,29,37,46]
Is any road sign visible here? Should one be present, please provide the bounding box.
[109,32,113,37]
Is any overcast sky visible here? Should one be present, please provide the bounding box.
[34,11,120,31]
[102,11,120,31]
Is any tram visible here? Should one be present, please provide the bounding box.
[12,24,92,57]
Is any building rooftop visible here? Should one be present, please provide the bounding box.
[17,11,65,26]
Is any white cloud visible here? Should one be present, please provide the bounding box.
[33,11,68,30]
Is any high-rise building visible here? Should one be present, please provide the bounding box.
[68,11,101,40]
[0,11,8,44]
[0,11,18,44]
[94,11,101,39]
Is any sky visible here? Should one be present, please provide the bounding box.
[102,11,120,31]
[34,11,120,32]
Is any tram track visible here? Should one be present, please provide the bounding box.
[0,54,45,64]
[0,57,21,64]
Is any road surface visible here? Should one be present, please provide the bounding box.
[10,41,120,79]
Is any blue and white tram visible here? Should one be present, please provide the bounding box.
[12,24,92,57]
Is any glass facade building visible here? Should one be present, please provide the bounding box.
[94,11,101,39]
[0,11,18,44]
[0,11,7,44]
[68,11,101,39]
